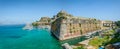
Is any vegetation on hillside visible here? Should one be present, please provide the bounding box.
[89,36,110,48]
[115,21,120,28]
[74,46,86,49]
[105,30,120,45]
[88,29,116,48]
[32,22,39,26]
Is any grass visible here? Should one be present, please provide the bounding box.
[88,29,116,48]
[74,46,86,49]
[88,36,109,48]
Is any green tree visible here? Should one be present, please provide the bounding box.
[32,22,38,26]
[115,21,120,27]
[74,46,86,49]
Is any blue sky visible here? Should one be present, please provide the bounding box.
[0,0,120,25]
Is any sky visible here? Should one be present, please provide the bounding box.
[0,0,120,25]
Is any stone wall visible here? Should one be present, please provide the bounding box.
[51,10,115,40]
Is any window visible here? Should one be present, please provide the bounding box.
[70,23,72,26]
[80,30,82,35]
[79,23,81,27]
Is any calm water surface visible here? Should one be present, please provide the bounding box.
[0,25,62,49]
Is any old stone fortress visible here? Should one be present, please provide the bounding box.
[32,10,115,40]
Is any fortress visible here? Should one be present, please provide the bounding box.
[50,10,115,40]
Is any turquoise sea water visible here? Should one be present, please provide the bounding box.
[0,25,62,49]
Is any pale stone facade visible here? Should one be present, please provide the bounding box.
[37,17,51,25]
[101,21,115,29]
[51,10,115,40]
[32,17,51,26]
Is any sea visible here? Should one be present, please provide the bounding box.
[0,24,62,49]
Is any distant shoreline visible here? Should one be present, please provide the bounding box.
[0,24,25,26]
[0,24,26,27]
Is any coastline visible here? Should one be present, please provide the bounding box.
[0,25,62,49]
